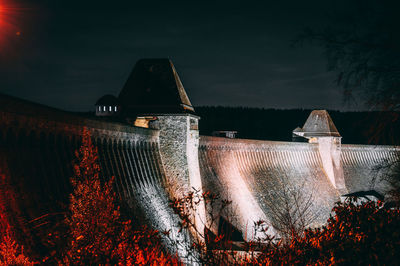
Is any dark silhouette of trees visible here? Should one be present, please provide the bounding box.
[296,1,400,202]
[297,0,400,112]
[296,0,400,145]
[196,107,400,145]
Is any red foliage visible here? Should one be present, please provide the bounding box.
[0,174,35,265]
[0,223,34,265]
[62,128,178,265]
[252,198,400,265]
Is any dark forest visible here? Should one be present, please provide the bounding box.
[197,107,400,145]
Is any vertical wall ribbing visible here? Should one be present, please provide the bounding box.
[145,143,157,186]
[140,142,153,186]
[134,142,148,187]
[121,141,135,195]
[115,141,130,197]
[127,142,140,188]
[106,140,121,195]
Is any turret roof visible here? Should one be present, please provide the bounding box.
[301,110,341,137]
[118,58,195,115]
[95,94,119,106]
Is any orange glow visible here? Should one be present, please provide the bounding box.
[0,1,25,53]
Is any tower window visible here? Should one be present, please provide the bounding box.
[114,106,117,112]
[103,106,106,112]
[109,106,112,112]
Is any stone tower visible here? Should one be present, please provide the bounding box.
[118,59,205,233]
[293,110,346,192]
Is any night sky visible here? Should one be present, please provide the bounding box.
[0,0,364,112]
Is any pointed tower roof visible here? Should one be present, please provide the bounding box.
[301,110,341,137]
[118,59,195,115]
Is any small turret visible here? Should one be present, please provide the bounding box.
[95,94,120,117]
[118,58,195,117]
[117,58,205,238]
[294,110,346,192]
[292,110,341,143]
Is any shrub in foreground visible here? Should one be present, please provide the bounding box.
[253,198,400,265]
[62,129,178,265]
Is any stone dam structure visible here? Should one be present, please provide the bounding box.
[0,58,399,258]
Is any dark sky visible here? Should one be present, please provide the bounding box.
[0,0,364,111]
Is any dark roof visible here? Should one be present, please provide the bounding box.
[118,58,195,115]
[95,94,119,106]
[301,110,340,137]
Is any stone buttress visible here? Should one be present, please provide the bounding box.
[119,58,206,238]
[293,110,346,192]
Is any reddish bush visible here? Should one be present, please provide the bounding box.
[253,198,400,265]
[5,127,398,265]
[0,174,35,265]
[0,222,34,265]
[62,128,178,265]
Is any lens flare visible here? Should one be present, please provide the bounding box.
[0,1,25,53]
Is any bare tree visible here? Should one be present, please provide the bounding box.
[373,156,400,205]
[168,189,275,264]
[296,1,400,143]
[261,174,317,243]
[297,0,400,111]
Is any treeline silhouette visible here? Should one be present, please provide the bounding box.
[196,106,400,145]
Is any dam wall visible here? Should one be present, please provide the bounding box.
[3,56,400,263]
[1,92,400,256]
[341,144,400,194]
[198,136,400,241]
[0,95,186,257]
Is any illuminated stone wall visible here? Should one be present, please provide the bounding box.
[341,144,400,194]
[0,106,182,256]
[156,115,191,195]
[317,137,346,193]
[156,114,205,236]
[1,92,400,252]
[199,136,400,241]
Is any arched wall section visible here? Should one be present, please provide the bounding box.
[341,144,400,194]
[199,136,341,239]
[0,109,171,254]
[199,136,400,239]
